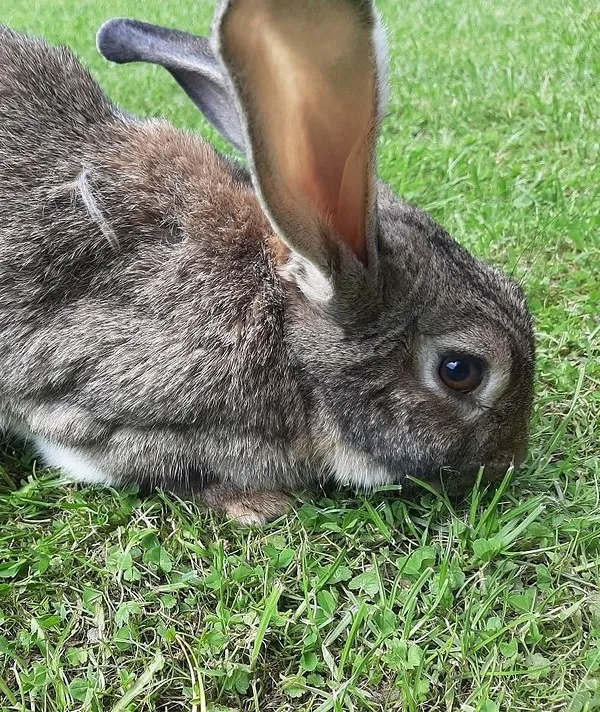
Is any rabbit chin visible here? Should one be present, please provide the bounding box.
[33,437,113,486]
[326,443,396,489]
[323,440,513,496]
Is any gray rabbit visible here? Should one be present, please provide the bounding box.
[0,0,535,524]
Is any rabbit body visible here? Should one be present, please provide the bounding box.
[0,12,535,522]
[0,30,309,497]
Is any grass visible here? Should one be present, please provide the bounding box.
[0,0,598,710]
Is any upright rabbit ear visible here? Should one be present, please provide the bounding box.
[217,0,387,270]
[97,19,246,153]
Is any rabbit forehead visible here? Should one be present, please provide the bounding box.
[374,191,532,353]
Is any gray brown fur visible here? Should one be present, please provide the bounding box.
[0,19,534,521]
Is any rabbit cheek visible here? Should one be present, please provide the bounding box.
[33,438,113,485]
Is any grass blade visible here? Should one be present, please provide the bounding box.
[250,581,284,670]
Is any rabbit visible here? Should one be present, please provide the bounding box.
[0,0,535,525]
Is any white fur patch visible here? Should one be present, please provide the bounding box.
[279,252,334,303]
[477,365,511,409]
[34,437,112,485]
[51,169,119,250]
[327,442,394,489]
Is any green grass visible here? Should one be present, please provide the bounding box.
[0,0,599,710]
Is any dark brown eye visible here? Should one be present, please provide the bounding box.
[438,354,484,393]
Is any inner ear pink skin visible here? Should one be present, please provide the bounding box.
[221,0,377,266]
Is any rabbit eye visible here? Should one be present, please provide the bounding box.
[438,354,484,393]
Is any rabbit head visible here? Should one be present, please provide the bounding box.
[97,0,535,495]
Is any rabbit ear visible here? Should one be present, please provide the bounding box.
[97,19,246,153]
[217,0,386,269]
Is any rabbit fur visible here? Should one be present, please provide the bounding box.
[0,0,535,523]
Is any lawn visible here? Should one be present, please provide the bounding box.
[0,0,598,710]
